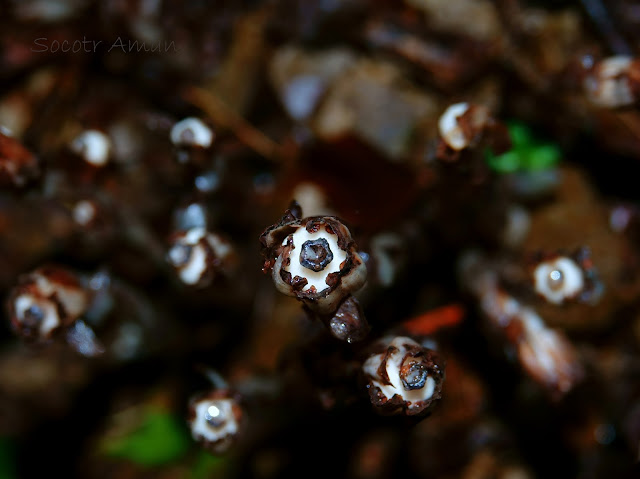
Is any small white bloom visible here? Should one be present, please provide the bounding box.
[8,267,89,340]
[13,293,60,336]
[168,227,233,286]
[72,200,97,226]
[363,336,443,415]
[438,102,471,151]
[190,398,239,444]
[70,130,111,166]
[262,212,367,316]
[170,117,213,148]
[363,336,437,407]
[533,257,584,305]
[585,56,635,108]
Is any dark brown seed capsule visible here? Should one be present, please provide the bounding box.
[400,360,428,390]
[300,238,333,272]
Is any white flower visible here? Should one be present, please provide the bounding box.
[72,200,97,226]
[533,257,584,305]
[170,117,214,148]
[70,130,111,166]
[363,336,443,415]
[263,214,367,315]
[584,56,636,108]
[8,266,89,340]
[167,227,234,287]
[188,392,244,454]
[191,399,238,442]
[438,102,489,151]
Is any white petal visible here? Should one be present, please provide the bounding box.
[170,118,213,148]
[284,226,347,292]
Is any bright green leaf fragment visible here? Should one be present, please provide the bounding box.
[506,122,533,148]
[486,150,521,173]
[485,121,561,173]
[102,409,191,467]
[191,450,226,479]
[524,144,561,171]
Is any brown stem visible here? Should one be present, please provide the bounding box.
[183,86,286,163]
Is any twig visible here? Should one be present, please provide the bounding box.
[183,86,285,163]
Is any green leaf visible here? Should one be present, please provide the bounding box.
[506,122,533,148]
[486,150,522,173]
[485,121,561,173]
[524,144,561,171]
[102,409,191,467]
[191,450,225,479]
